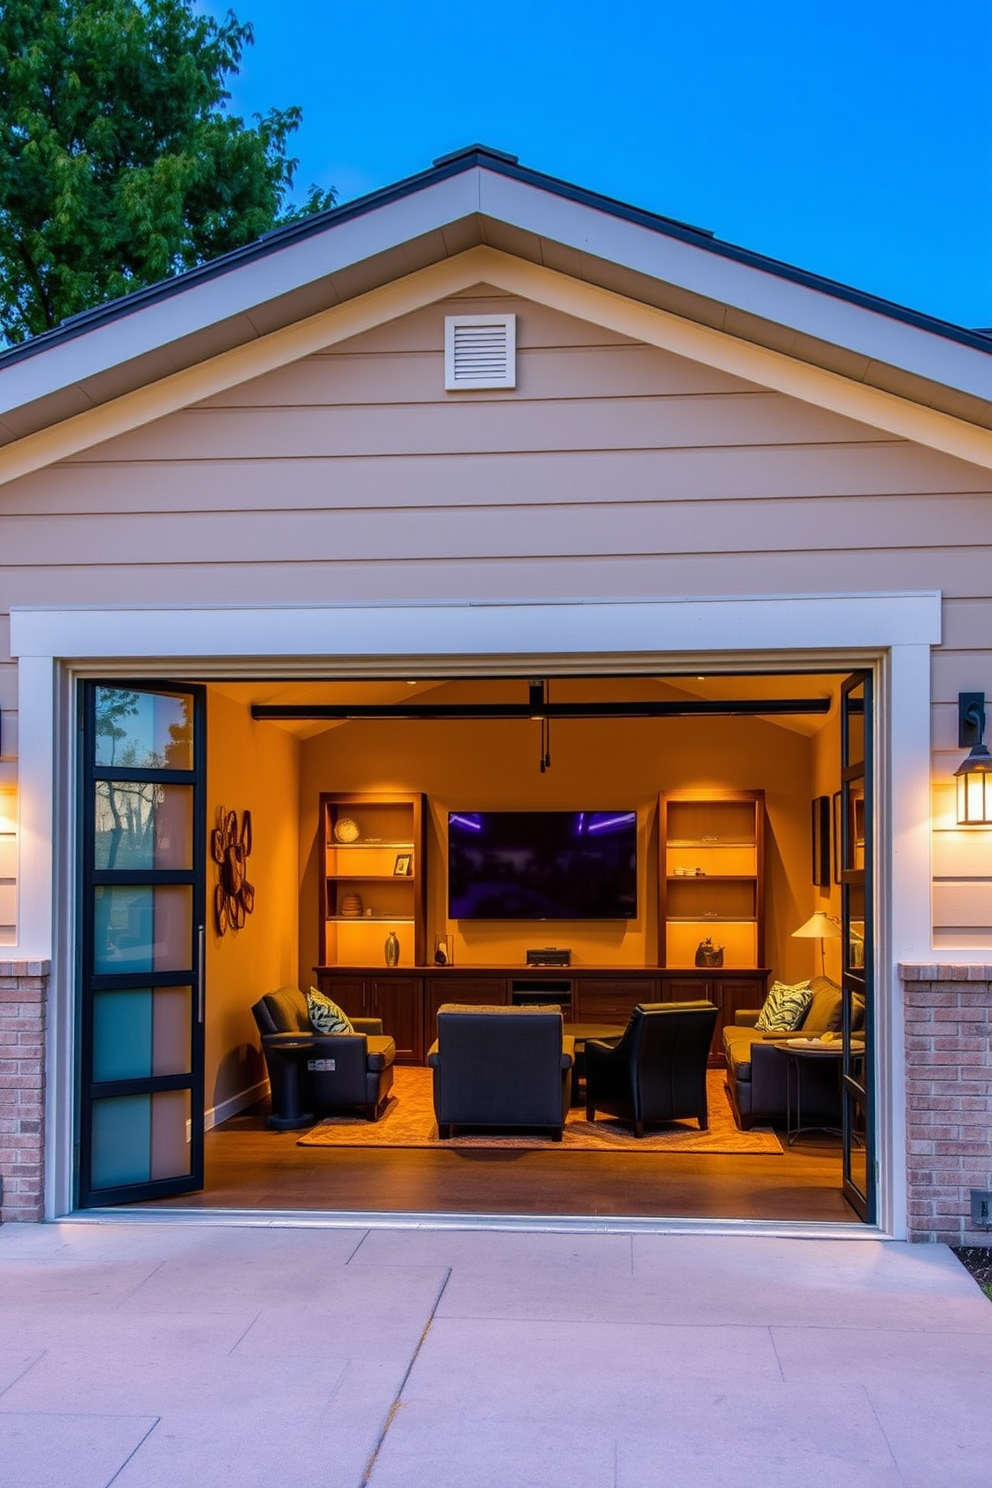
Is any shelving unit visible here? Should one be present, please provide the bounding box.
[659,790,765,969]
[320,792,426,967]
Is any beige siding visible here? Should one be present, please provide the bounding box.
[1,285,991,944]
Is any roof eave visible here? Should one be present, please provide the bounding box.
[2,148,992,440]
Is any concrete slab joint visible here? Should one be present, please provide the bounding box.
[0,960,49,1223]
[899,963,992,1245]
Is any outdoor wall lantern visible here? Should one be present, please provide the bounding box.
[955,692,992,824]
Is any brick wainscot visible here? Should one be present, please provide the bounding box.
[0,960,48,1223]
[902,964,992,1244]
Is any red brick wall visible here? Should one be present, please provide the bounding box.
[0,960,48,1223]
[901,964,992,1244]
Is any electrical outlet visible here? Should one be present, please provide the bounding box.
[970,1189,992,1226]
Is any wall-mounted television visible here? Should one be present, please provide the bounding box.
[447,810,638,921]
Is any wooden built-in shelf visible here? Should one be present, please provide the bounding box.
[320,792,426,966]
[660,789,765,970]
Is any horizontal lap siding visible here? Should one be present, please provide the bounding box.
[3,495,992,566]
[1,287,991,941]
[932,619,992,945]
[0,607,14,940]
[7,445,988,517]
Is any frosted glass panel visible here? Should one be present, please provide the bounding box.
[91,1090,191,1189]
[92,986,191,1082]
[845,684,865,768]
[151,1090,191,1179]
[95,783,193,870]
[94,886,192,973]
[94,689,193,771]
[91,1094,151,1188]
[845,1089,869,1199]
[93,988,152,1081]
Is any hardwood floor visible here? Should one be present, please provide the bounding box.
[137,1104,858,1224]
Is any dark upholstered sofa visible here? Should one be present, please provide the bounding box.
[251,985,395,1124]
[723,976,861,1129]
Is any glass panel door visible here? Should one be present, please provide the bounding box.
[78,684,206,1206]
[840,672,874,1221]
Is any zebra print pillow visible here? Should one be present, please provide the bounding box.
[307,987,354,1035]
[755,980,813,1032]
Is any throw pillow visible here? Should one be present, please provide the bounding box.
[804,980,843,1033]
[755,980,813,1032]
[307,986,354,1035]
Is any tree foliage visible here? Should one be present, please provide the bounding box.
[0,0,334,342]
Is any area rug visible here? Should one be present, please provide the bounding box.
[298,1067,782,1154]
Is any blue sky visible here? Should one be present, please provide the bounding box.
[202,0,992,328]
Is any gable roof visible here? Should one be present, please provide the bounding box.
[2,143,992,464]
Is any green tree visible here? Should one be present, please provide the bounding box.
[0,0,334,342]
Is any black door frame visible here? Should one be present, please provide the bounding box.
[76,680,207,1207]
[840,670,874,1222]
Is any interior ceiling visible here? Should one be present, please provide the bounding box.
[210,672,842,740]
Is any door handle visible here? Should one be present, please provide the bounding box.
[197,926,205,1024]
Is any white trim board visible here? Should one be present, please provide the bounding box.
[10,591,942,661]
[5,246,992,487]
[13,589,937,1238]
[206,1080,269,1134]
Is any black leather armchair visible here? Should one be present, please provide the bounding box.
[585,1001,718,1136]
[427,1004,574,1140]
[251,985,395,1126]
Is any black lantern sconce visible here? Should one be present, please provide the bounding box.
[954,692,992,824]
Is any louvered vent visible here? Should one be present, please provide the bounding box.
[445,314,516,390]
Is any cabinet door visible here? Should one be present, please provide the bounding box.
[661,976,721,1061]
[714,976,767,1028]
[371,977,424,1064]
[661,977,713,1004]
[576,979,656,1025]
[424,976,508,1040]
[317,975,369,1019]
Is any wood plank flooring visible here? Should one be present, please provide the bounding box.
[137,1104,858,1223]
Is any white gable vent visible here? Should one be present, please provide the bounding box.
[445,313,516,390]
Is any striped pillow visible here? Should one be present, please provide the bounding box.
[307,987,354,1035]
[755,980,813,1032]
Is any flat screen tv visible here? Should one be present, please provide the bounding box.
[447,810,637,920]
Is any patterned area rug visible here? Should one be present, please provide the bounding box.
[297,1067,781,1154]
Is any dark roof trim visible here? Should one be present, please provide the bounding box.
[2,142,991,374]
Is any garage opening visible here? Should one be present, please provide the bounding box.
[75,666,873,1226]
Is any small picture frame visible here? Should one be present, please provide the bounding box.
[393,853,412,876]
[811,796,831,887]
[832,791,843,883]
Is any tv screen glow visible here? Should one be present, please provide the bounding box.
[447,810,637,920]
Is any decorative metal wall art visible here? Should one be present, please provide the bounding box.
[212,808,255,934]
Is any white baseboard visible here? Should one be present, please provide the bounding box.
[205,1079,269,1133]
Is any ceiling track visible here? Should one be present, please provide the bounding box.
[251,698,832,722]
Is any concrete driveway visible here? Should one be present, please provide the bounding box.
[1,1219,991,1487]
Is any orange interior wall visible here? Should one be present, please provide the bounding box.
[297,696,821,984]
[206,688,300,1116]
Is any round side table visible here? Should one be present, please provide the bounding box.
[264,1036,316,1131]
[778,1040,845,1146]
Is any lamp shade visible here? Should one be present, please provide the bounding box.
[792,912,842,940]
[954,743,992,825]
